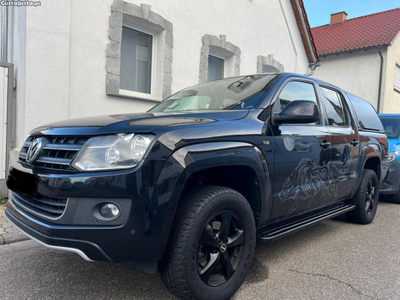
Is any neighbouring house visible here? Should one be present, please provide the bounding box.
[0,0,318,195]
[312,9,400,112]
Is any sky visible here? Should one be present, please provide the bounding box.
[303,0,400,28]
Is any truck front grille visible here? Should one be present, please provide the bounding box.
[11,192,68,219]
[19,136,89,171]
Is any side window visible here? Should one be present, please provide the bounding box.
[320,87,347,126]
[278,81,320,124]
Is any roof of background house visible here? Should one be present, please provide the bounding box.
[311,8,400,56]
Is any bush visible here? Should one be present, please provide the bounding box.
[0,189,6,205]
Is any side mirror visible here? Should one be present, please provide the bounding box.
[273,100,320,124]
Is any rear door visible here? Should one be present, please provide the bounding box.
[270,79,335,219]
[318,85,359,200]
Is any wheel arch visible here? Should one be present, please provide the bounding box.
[170,142,271,224]
[154,142,271,260]
[362,144,382,179]
[351,143,382,197]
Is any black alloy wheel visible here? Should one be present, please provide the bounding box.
[365,179,376,214]
[160,185,256,300]
[197,210,244,286]
[346,169,379,224]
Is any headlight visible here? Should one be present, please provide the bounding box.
[72,134,154,171]
[388,150,399,163]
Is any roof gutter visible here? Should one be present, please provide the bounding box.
[377,48,384,113]
[290,0,319,64]
[319,45,391,57]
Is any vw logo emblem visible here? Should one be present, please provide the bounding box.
[26,138,43,163]
[220,243,227,253]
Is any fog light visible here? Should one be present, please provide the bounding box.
[100,203,120,218]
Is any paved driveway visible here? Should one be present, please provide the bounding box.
[1,201,399,300]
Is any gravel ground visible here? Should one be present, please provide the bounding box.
[0,201,399,300]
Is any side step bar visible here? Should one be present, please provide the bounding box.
[257,205,355,243]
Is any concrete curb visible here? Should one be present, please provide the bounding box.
[0,205,29,245]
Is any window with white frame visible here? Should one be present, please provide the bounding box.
[208,54,225,82]
[106,2,173,101]
[120,23,156,98]
[395,64,400,92]
[199,35,241,83]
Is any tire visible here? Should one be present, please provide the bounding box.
[346,169,379,224]
[159,185,256,300]
[389,189,400,204]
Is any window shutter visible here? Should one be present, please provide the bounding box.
[395,65,400,92]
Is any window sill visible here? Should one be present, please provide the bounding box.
[107,90,162,103]
[394,87,400,94]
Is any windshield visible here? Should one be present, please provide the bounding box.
[149,75,277,113]
[380,117,400,139]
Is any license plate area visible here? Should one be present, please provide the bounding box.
[6,168,37,198]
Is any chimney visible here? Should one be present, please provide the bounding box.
[330,11,348,26]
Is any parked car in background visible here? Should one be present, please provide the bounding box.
[6,73,388,300]
[379,114,400,203]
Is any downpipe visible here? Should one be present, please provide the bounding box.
[377,48,384,113]
[0,4,8,62]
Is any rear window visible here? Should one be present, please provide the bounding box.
[347,93,384,131]
[380,117,400,139]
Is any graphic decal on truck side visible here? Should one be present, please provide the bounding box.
[279,157,336,213]
[279,145,353,213]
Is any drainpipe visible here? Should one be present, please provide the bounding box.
[377,48,384,113]
[0,4,8,62]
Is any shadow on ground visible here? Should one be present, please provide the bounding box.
[1,197,395,299]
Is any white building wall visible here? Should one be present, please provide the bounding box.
[11,0,311,149]
[381,36,400,113]
[313,49,382,109]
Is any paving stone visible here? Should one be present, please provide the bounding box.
[0,206,29,245]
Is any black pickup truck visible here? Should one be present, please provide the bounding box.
[6,73,388,300]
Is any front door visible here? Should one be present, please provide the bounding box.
[270,80,335,219]
[318,86,359,200]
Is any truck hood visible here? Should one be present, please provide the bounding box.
[30,110,249,136]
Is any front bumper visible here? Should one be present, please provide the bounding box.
[5,159,181,264]
[380,159,400,195]
[6,208,98,261]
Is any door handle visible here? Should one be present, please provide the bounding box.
[350,140,359,147]
[320,141,331,149]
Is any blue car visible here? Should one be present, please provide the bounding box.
[379,114,400,203]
